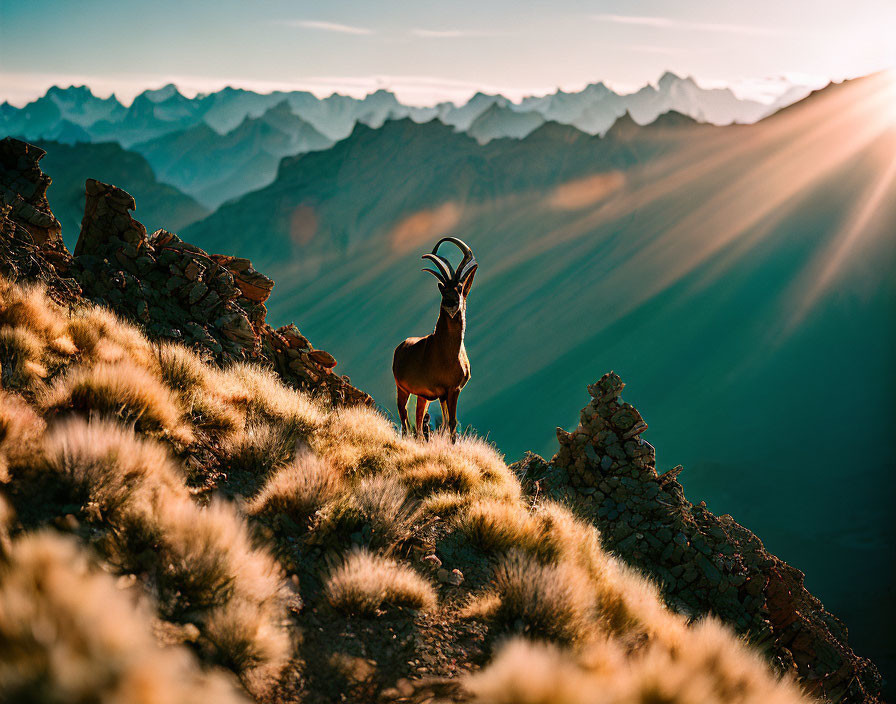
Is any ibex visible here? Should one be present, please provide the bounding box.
[393,237,477,440]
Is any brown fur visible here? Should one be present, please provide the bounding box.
[393,268,476,438]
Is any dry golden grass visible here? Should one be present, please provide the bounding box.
[313,404,404,478]
[464,638,602,704]
[0,275,813,703]
[458,498,549,557]
[225,362,324,439]
[156,340,213,391]
[316,475,421,551]
[0,280,66,344]
[41,361,194,444]
[325,547,436,615]
[35,419,291,685]
[224,420,298,477]
[247,450,343,524]
[420,489,475,518]
[489,551,597,645]
[0,391,44,483]
[156,342,243,434]
[0,531,248,704]
[465,623,812,704]
[155,499,291,685]
[0,326,47,389]
[39,417,189,522]
[66,305,154,367]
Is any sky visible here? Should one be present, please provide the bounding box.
[1,0,894,106]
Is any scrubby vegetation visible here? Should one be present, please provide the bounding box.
[325,548,437,615]
[0,274,813,703]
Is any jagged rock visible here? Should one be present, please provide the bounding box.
[75,178,147,256]
[278,324,310,350]
[516,371,883,704]
[308,349,337,369]
[0,137,63,247]
[437,568,464,586]
[209,254,274,303]
[0,139,78,300]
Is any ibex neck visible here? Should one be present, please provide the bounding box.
[434,307,465,349]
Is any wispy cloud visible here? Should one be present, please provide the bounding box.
[410,28,503,38]
[591,14,787,37]
[278,20,373,35]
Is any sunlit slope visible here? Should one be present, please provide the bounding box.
[183,73,896,677]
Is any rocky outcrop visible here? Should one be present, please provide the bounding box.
[0,138,80,300]
[514,371,882,704]
[0,138,64,248]
[72,177,371,407]
[0,137,369,408]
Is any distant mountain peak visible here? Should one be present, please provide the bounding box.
[47,84,95,98]
[142,83,181,103]
[649,109,700,128]
[658,71,684,87]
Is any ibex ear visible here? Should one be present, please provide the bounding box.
[438,283,446,294]
[461,265,477,297]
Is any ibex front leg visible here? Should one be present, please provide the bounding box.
[396,385,411,436]
[415,396,430,438]
[446,390,460,442]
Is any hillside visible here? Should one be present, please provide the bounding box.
[181,72,896,682]
[0,136,884,702]
[33,140,208,249]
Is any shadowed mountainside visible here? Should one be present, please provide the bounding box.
[182,73,896,684]
[132,101,334,209]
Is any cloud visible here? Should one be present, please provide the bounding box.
[410,28,503,38]
[279,20,373,35]
[591,14,787,37]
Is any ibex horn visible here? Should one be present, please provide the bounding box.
[421,253,453,283]
[432,236,477,285]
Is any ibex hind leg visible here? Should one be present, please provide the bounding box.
[439,400,450,433]
[396,386,411,436]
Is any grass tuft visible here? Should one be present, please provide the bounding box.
[458,498,549,557]
[223,421,298,478]
[325,547,436,615]
[315,475,421,550]
[489,551,596,646]
[41,362,194,444]
[247,450,343,525]
[0,530,249,704]
[0,326,46,390]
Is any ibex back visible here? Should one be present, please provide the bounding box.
[392,237,477,440]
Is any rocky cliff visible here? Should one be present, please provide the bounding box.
[0,137,369,408]
[513,372,882,702]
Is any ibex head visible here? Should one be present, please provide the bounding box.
[421,237,478,318]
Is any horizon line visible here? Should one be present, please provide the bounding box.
[0,68,863,109]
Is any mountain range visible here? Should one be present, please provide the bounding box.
[3,75,809,207]
[181,73,896,681]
